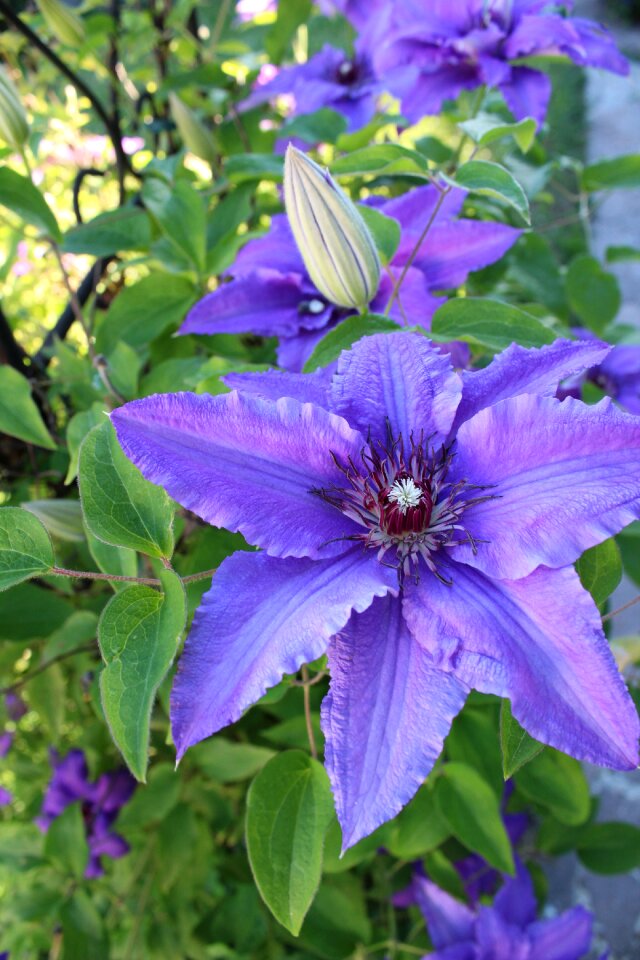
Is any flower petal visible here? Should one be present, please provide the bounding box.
[222,368,332,407]
[493,859,537,928]
[451,393,640,578]
[529,907,594,960]
[321,594,468,849]
[329,332,462,448]
[233,215,305,276]
[111,391,364,559]
[171,548,396,758]
[411,874,475,949]
[452,338,611,431]
[179,270,306,338]
[499,66,552,126]
[403,561,640,770]
[414,220,522,291]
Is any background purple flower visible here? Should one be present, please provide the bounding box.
[241,42,384,132]
[558,331,640,415]
[408,860,596,959]
[112,334,640,847]
[180,184,521,371]
[372,0,629,126]
[36,749,135,878]
[5,692,27,722]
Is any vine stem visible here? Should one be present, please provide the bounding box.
[602,593,640,624]
[301,664,318,759]
[49,566,217,586]
[0,642,95,695]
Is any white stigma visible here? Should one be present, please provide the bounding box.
[388,478,422,514]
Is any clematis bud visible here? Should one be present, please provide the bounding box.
[0,69,29,150]
[168,93,218,167]
[36,0,86,47]
[284,144,380,311]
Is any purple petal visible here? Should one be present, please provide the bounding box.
[89,831,130,859]
[179,271,307,338]
[111,391,365,560]
[233,215,305,276]
[452,338,612,431]
[370,268,445,330]
[222,368,332,407]
[414,220,522,290]
[411,874,475,949]
[529,907,594,960]
[85,856,105,879]
[569,18,629,75]
[403,561,640,770]
[493,859,537,928]
[329,332,462,449]
[321,594,468,849]
[0,732,12,759]
[451,394,640,579]
[499,66,552,126]
[475,907,529,959]
[0,786,11,806]
[381,184,465,239]
[172,548,396,759]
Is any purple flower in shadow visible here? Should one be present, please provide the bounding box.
[407,859,598,959]
[36,749,135,878]
[372,0,628,127]
[180,184,521,371]
[559,336,640,416]
[111,333,640,848]
[241,42,385,133]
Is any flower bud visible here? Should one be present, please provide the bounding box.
[168,93,217,167]
[36,0,86,47]
[284,144,381,310]
[0,69,29,150]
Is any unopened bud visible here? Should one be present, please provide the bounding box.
[36,0,86,47]
[284,144,380,310]
[168,93,217,167]
[0,69,29,150]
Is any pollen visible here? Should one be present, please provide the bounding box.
[388,477,423,514]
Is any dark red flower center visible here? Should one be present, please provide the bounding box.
[336,59,359,85]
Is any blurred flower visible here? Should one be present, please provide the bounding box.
[407,860,598,959]
[36,749,135,878]
[0,733,12,759]
[5,692,26,723]
[236,0,276,20]
[240,42,384,132]
[372,0,629,126]
[11,241,33,279]
[112,333,640,848]
[180,182,520,371]
[559,335,640,415]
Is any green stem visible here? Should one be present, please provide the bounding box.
[49,565,217,586]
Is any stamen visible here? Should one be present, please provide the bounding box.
[388,477,423,513]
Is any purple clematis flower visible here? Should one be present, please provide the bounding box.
[559,338,640,416]
[406,860,598,959]
[36,749,135,878]
[111,333,640,848]
[372,0,628,126]
[5,691,27,722]
[235,0,276,21]
[180,184,521,372]
[241,42,384,133]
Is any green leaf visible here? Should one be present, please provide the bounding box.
[225,153,284,184]
[60,889,109,960]
[281,108,347,145]
[435,762,514,874]
[95,273,197,355]
[499,700,543,778]
[453,160,530,223]
[0,507,54,590]
[65,404,106,484]
[44,803,88,878]
[515,749,590,825]
[0,365,57,450]
[0,582,72,641]
[79,420,174,558]
[303,313,401,372]
[331,143,428,178]
[385,785,449,859]
[323,818,387,874]
[266,0,312,62]
[99,568,186,780]
[28,662,65,741]
[459,113,537,153]
[576,538,622,607]
[62,207,151,256]
[431,298,556,352]
[577,822,640,874]
[565,255,620,332]
[447,706,503,794]
[85,523,137,591]
[297,877,372,959]
[246,750,334,934]
[191,737,275,783]
[606,245,640,264]
[581,154,640,192]
[358,206,401,264]
[0,167,61,239]
[117,762,181,830]
[22,499,85,542]
[142,179,206,273]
